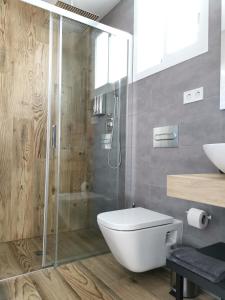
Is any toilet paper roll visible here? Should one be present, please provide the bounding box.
[187,208,209,229]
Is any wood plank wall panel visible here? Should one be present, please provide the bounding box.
[0,0,52,242]
[0,116,12,241]
[0,0,92,242]
[58,27,91,232]
[11,118,35,240]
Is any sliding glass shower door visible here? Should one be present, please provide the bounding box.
[44,13,130,266]
[0,0,129,278]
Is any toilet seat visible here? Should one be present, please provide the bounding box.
[97,207,174,231]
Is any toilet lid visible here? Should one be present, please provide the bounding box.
[97,207,174,231]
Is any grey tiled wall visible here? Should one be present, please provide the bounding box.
[91,83,127,223]
[103,0,225,247]
[102,0,134,34]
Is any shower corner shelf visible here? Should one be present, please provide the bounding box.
[167,173,225,208]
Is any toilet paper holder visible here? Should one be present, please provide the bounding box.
[185,210,212,220]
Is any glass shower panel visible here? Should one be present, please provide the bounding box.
[55,16,129,264]
[43,13,60,268]
[0,0,51,279]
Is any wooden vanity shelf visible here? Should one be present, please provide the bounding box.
[167,174,225,208]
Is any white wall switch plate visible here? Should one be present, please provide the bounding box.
[183,87,204,104]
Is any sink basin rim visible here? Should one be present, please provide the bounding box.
[203,143,225,173]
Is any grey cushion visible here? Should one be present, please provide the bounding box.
[169,247,225,283]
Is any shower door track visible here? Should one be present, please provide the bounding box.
[20,0,132,41]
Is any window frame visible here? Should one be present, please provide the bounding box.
[133,0,209,82]
[94,32,129,89]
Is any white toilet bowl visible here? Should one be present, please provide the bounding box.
[97,207,183,272]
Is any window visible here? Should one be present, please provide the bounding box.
[95,33,128,89]
[95,32,109,89]
[109,35,128,84]
[133,0,209,82]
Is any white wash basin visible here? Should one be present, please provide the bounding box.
[203,143,225,173]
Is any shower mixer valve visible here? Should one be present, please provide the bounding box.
[101,114,114,150]
[106,114,114,132]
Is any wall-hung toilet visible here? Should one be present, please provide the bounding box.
[97,207,183,272]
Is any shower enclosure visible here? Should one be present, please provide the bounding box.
[0,0,131,279]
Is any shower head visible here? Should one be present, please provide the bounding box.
[43,0,121,20]
[56,1,99,21]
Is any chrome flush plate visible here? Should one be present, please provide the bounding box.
[153,125,178,148]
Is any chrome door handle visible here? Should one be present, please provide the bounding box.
[52,124,57,148]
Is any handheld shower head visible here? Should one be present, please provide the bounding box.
[114,81,120,98]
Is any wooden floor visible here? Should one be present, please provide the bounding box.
[0,253,217,300]
[0,228,108,280]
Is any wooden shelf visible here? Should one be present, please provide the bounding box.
[167,174,225,208]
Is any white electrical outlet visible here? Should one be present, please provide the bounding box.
[183,87,204,104]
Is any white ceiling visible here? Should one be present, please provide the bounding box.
[44,0,121,19]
